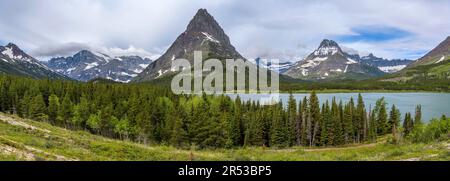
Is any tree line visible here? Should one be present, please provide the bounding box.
[0,75,444,149]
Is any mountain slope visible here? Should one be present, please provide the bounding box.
[341,51,412,73]
[0,43,68,79]
[46,50,151,82]
[382,36,450,82]
[1,113,448,161]
[284,39,385,80]
[249,58,295,73]
[409,36,450,67]
[133,9,245,82]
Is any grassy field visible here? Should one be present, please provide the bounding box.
[0,113,448,161]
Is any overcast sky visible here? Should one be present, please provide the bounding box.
[0,0,449,61]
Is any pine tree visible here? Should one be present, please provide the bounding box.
[368,109,377,142]
[374,97,388,135]
[270,103,287,148]
[414,105,422,126]
[342,103,354,144]
[301,96,309,146]
[320,101,332,146]
[287,93,297,146]
[403,112,414,136]
[355,93,366,142]
[334,100,345,145]
[388,105,400,144]
[309,91,321,146]
[58,93,73,127]
[296,99,303,146]
[47,94,60,124]
[29,94,47,121]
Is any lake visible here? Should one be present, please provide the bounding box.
[227,93,450,122]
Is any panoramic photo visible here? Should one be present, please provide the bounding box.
[0,0,449,178]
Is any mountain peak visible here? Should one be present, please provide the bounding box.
[186,8,222,35]
[6,42,20,49]
[133,8,244,82]
[314,39,342,56]
[3,42,31,60]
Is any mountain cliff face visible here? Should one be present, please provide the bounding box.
[46,50,151,82]
[133,9,245,82]
[381,36,450,82]
[0,43,68,79]
[284,39,384,80]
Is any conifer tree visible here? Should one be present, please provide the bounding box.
[334,100,345,145]
[403,112,414,136]
[270,103,287,148]
[296,100,303,146]
[47,94,60,124]
[309,91,321,146]
[388,105,400,144]
[342,104,353,144]
[355,94,366,142]
[287,93,297,146]
[58,93,73,127]
[414,105,422,126]
[29,94,47,121]
[301,96,309,146]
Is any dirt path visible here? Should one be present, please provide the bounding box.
[303,142,378,152]
[0,114,50,133]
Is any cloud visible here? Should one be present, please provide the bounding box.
[31,42,161,61]
[336,25,413,42]
[31,42,91,57]
[0,0,449,61]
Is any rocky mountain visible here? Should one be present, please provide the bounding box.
[133,9,245,82]
[249,58,294,73]
[382,36,450,82]
[284,39,385,80]
[408,36,450,67]
[342,52,413,73]
[358,54,412,73]
[0,43,68,79]
[46,50,151,82]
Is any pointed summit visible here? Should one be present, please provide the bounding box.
[284,39,384,80]
[134,8,244,82]
[319,39,339,48]
[2,42,33,60]
[187,9,217,31]
[314,39,343,56]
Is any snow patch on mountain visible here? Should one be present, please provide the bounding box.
[436,55,445,64]
[378,65,407,73]
[201,32,220,44]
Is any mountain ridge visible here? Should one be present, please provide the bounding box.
[284,39,385,80]
[45,50,151,82]
[0,43,68,79]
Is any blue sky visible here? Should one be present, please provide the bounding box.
[336,25,413,43]
[0,0,449,61]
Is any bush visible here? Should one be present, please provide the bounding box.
[408,117,450,143]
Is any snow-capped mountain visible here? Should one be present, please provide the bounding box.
[0,43,68,79]
[284,39,384,80]
[45,50,151,82]
[249,58,294,73]
[358,54,412,73]
[134,9,245,82]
